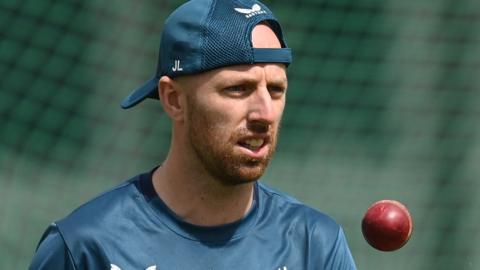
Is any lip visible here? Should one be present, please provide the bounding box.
[236,143,269,159]
[236,136,270,159]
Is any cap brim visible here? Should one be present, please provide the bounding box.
[120,77,159,109]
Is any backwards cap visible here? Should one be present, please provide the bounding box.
[121,0,292,109]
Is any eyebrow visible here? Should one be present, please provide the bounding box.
[222,76,258,87]
[268,77,288,86]
[219,73,287,87]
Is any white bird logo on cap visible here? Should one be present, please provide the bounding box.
[234,4,267,18]
[234,3,261,14]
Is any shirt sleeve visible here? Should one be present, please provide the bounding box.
[324,227,357,270]
[29,223,77,270]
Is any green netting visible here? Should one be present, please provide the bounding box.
[1,0,480,269]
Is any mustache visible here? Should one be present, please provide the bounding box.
[232,123,278,142]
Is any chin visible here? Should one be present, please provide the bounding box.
[221,163,268,186]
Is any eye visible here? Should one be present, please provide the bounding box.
[222,85,250,97]
[226,85,246,92]
[268,85,286,98]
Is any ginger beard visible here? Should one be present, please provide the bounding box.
[186,94,280,186]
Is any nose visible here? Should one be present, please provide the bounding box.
[247,87,275,131]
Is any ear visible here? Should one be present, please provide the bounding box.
[158,76,185,122]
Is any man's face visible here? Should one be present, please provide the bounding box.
[180,62,287,186]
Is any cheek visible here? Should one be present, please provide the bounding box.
[188,98,236,138]
[198,98,246,127]
[274,100,286,122]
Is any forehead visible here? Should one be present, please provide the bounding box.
[213,63,287,84]
[178,63,287,90]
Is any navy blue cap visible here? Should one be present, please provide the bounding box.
[121,0,292,109]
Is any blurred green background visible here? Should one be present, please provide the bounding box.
[1,0,479,269]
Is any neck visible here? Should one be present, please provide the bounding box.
[152,145,255,227]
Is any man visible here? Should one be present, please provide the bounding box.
[30,0,357,269]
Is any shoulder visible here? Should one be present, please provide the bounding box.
[57,176,142,232]
[54,174,149,251]
[257,182,341,241]
[29,224,77,269]
[33,173,151,267]
[257,183,357,269]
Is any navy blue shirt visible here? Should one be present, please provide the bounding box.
[30,170,356,269]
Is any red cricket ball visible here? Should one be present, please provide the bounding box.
[361,200,413,251]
